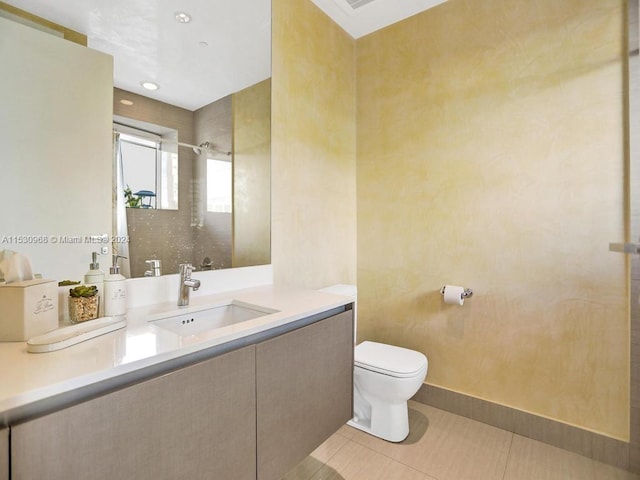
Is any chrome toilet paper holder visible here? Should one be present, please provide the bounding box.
[440,286,473,299]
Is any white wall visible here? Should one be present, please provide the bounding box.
[0,17,113,282]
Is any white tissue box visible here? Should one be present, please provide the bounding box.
[0,279,58,341]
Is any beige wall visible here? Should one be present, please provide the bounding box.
[233,79,272,267]
[271,0,357,289]
[0,1,87,45]
[356,0,628,439]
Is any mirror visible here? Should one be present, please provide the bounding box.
[113,79,271,278]
[0,0,271,280]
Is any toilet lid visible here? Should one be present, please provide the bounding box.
[354,341,428,378]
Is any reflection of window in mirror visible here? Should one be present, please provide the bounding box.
[118,128,179,210]
[207,159,232,213]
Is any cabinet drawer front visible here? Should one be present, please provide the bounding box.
[257,310,354,480]
[12,346,256,480]
[0,427,7,480]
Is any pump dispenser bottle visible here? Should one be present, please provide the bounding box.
[84,252,105,316]
[103,255,127,317]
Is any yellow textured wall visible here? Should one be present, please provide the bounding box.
[356,0,629,439]
[271,0,357,288]
[233,79,271,267]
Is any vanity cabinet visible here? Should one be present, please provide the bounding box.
[0,428,8,480]
[256,310,354,480]
[11,346,257,480]
[8,307,354,480]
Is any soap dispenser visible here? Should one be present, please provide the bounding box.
[84,252,105,316]
[103,255,127,317]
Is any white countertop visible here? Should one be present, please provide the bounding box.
[0,285,353,425]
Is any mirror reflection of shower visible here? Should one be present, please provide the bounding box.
[192,141,231,157]
[113,77,271,278]
[192,141,233,228]
[115,124,179,210]
[115,121,233,212]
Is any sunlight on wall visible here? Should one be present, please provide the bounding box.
[356,0,628,439]
[271,0,357,288]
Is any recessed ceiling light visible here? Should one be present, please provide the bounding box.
[140,81,159,91]
[174,11,191,23]
[119,99,134,106]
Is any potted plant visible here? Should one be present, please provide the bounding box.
[68,285,99,323]
[124,185,141,208]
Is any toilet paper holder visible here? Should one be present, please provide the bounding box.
[440,286,473,299]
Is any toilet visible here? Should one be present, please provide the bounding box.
[348,341,428,442]
[317,284,428,443]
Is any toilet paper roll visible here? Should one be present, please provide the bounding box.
[443,285,465,306]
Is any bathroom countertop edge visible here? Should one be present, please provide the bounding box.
[0,285,355,426]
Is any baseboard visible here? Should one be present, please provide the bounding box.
[412,383,630,471]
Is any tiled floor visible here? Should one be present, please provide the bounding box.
[282,401,640,480]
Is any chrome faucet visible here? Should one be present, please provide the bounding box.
[178,263,200,306]
[144,259,162,277]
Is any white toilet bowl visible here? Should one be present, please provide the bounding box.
[348,341,428,442]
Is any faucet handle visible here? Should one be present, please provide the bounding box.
[145,259,162,277]
[179,263,193,276]
[190,278,201,291]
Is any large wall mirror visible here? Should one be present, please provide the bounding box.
[112,77,271,279]
[1,0,271,279]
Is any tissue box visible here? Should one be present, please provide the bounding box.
[0,279,58,341]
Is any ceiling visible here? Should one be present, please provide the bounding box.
[311,0,447,39]
[4,0,446,110]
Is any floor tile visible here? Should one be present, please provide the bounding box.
[349,401,513,480]
[335,424,357,440]
[282,456,326,480]
[311,440,436,480]
[311,430,351,463]
[285,403,640,480]
[282,431,350,480]
[504,435,640,480]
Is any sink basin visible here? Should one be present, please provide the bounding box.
[150,300,279,337]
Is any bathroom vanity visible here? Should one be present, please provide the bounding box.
[0,287,354,480]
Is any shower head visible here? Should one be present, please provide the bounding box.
[192,141,231,156]
[192,141,211,155]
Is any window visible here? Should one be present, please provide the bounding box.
[118,129,179,210]
[207,159,232,213]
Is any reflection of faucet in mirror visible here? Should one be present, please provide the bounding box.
[178,263,200,307]
[144,259,162,277]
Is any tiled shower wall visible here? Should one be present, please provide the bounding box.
[193,94,234,271]
[114,88,235,277]
[113,88,196,277]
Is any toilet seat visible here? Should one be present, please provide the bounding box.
[354,341,428,378]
